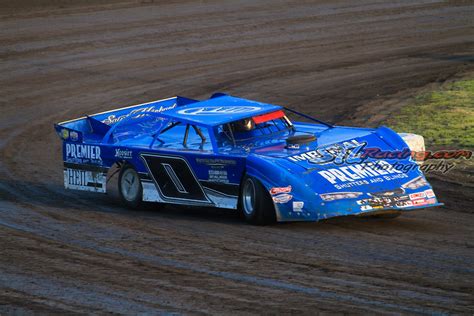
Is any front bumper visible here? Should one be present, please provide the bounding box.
[356,202,444,217]
[275,188,443,222]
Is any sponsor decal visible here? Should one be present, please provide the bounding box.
[64,168,106,193]
[269,185,292,195]
[317,161,407,189]
[397,200,413,208]
[70,131,79,141]
[357,194,410,209]
[411,198,436,206]
[115,148,133,159]
[409,192,426,200]
[360,205,373,211]
[412,198,427,206]
[272,193,293,204]
[196,158,237,166]
[425,189,435,198]
[66,144,101,160]
[65,144,102,164]
[61,129,69,140]
[288,140,365,165]
[177,106,261,116]
[101,104,177,125]
[208,170,228,183]
[292,201,304,212]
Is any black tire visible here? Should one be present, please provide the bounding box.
[118,165,143,209]
[239,175,276,225]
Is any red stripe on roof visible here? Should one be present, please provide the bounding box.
[252,110,285,124]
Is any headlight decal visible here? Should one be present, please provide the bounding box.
[320,191,363,201]
[401,176,429,190]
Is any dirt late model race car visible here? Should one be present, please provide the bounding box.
[55,93,442,224]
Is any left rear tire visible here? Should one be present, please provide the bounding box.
[118,165,143,209]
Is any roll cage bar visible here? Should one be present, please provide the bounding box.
[283,107,333,128]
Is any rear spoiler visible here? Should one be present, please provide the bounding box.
[54,96,197,142]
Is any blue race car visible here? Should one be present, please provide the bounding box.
[55,93,442,224]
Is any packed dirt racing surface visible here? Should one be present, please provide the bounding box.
[1,0,474,314]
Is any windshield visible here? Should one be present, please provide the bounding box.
[216,110,293,146]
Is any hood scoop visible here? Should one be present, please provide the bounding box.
[285,134,316,150]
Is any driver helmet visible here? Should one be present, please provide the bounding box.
[233,118,255,132]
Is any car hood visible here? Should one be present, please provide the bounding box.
[245,125,440,222]
[248,125,425,194]
[252,125,405,165]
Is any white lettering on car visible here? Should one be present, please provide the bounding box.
[177,106,261,115]
[318,161,402,185]
[102,104,177,125]
[66,144,102,160]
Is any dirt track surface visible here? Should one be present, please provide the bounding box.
[1,0,474,314]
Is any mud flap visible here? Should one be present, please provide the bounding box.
[63,163,107,193]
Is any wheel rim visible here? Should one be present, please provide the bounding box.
[121,168,140,202]
[242,178,256,215]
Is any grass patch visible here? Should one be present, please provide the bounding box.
[386,79,474,148]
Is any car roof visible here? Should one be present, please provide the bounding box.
[159,95,283,127]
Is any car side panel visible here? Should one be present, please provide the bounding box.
[136,149,245,209]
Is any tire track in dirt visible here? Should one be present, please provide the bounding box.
[0,220,460,315]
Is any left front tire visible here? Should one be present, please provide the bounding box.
[240,175,276,225]
[118,165,143,209]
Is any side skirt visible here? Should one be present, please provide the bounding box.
[142,179,239,209]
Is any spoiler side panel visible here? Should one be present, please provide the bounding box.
[56,96,198,137]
